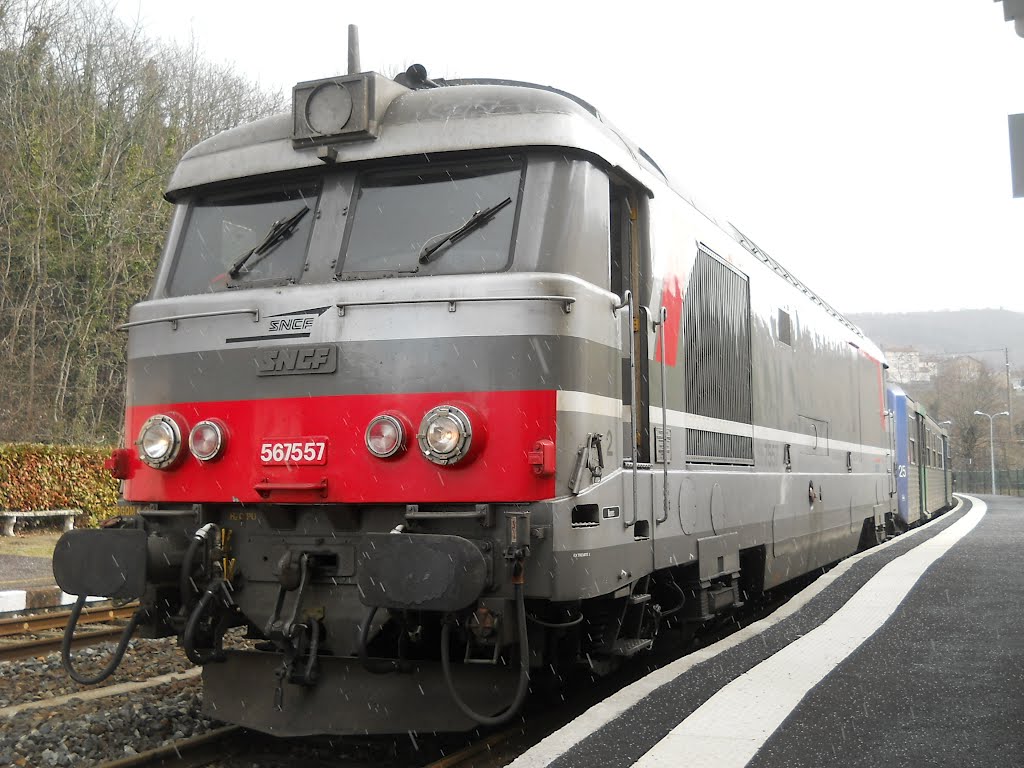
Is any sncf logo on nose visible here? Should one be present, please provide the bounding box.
[269,317,316,332]
[256,345,338,376]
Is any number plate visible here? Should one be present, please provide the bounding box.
[259,438,328,466]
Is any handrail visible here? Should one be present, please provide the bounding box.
[254,479,328,498]
[336,295,575,316]
[119,307,260,331]
[619,290,637,529]
[652,305,670,524]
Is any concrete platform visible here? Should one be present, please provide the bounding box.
[0,531,78,613]
[510,494,1020,768]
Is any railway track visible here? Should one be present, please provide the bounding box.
[94,726,243,768]
[0,603,137,637]
[426,728,523,768]
[0,603,137,662]
[93,725,523,768]
[18,572,817,768]
[80,589,796,768]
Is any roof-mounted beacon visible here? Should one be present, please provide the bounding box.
[291,73,407,149]
[291,24,407,153]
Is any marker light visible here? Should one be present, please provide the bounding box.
[189,420,226,462]
[418,406,472,465]
[136,414,184,469]
[365,415,405,458]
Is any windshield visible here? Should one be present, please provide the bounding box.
[167,184,319,296]
[338,157,522,278]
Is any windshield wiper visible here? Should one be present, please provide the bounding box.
[418,197,513,265]
[228,205,310,279]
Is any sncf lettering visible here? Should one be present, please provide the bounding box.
[268,317,316,332]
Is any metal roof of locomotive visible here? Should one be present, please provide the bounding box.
[165,75,671,201]
[165,73,877,359]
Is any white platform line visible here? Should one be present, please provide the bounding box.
[0,590,102,614]
[632,495,986,768]
[0,591,27,613]
[505,496,968,768]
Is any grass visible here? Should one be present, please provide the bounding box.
[0,530,63,559]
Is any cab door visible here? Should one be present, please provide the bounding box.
[610,184,653,543]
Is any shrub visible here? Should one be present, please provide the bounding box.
[0,443,121,528]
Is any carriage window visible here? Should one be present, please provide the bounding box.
[167,185,319,296]
[338,158,522,278]
[777,309,792,346]
[609,187,628,297]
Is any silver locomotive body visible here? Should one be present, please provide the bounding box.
[53,70,894,736]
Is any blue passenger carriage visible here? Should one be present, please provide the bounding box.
[887,386,952,529]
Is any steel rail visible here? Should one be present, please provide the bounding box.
[424,728,519,768]
[0,626,126,663]
[94,726,242,768]
[0,604,137,637]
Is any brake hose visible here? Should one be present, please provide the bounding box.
[358,605,419,674]
[659,578,687,618]
[62,595,146,685]
[440,582,530,726]
[179,523,217,608]
[526,611,584,629]
[183,578,228,664]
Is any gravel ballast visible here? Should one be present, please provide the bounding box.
[0,637,193,708]
[0,639,218,766]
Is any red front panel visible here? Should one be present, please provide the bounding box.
[123,390,557,504]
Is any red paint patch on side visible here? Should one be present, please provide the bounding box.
[654,274,683,366]
[876,359,886,427]
[856,347,886,427]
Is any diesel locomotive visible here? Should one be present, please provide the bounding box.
[53,51,949,736]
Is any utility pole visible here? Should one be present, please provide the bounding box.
[1007,347,1014,431]
[974,410,1010,494]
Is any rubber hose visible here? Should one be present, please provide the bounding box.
[526,611,584,629]
[183,583,225,664]
[62,595,145,685]
[358,605,401,674]
[440,583,530,726]
[659,580,687,618]
[180,523,216,608]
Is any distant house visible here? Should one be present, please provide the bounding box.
[885,347,939,384]
[949,355,986,378]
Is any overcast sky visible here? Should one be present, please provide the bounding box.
[114,1,1024,315]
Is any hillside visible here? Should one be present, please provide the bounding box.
[847,309,1024,370]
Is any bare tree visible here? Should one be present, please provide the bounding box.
[931,358,1000,472]
[0,0,283,444]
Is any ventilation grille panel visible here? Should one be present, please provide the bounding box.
[684,244,753,464]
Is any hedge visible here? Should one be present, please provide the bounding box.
[0,443,121,527]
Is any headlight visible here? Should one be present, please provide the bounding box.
[189,420,226,462]
[365,414,405,458]
[136,414,183,469]
[417,405,472,465]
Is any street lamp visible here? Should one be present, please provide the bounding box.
[973,410,1010,494]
